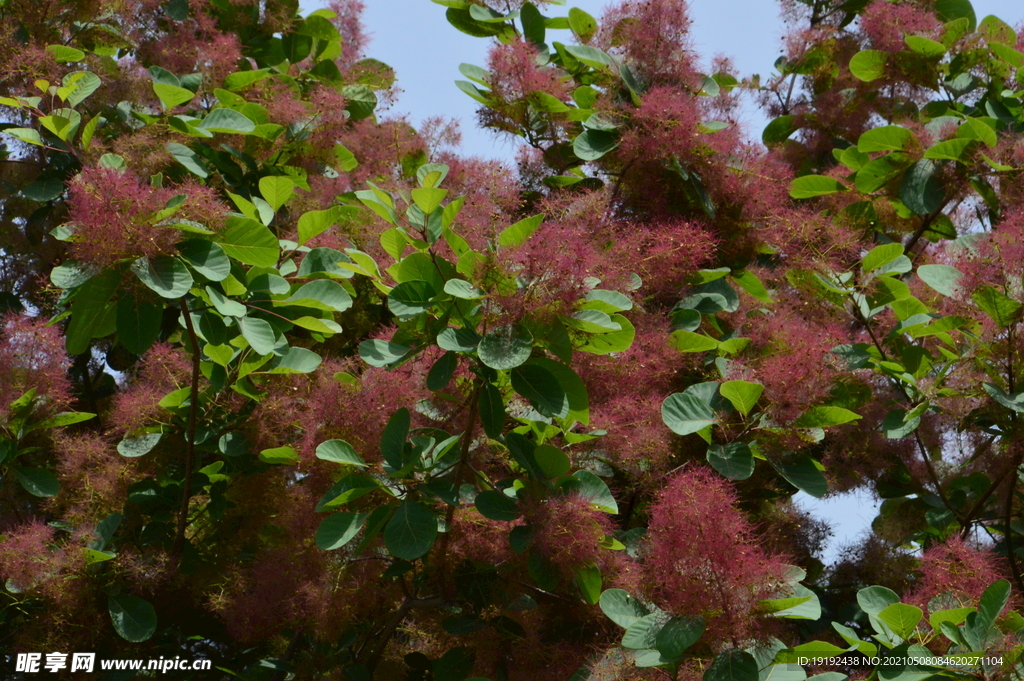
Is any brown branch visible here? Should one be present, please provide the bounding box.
[170,298,202,562]
[1003,447,1024,593]
[363,596,442,677]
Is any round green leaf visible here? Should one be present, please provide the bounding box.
[388,280,437,319]
[793,406,861,428]
[478,324,533,370]
[237,316,277,355]
[621,613,663,650]
[383,500,438,560]
[131,256,193,299]
[762,115,797,146]
[475,490,520,521]
[600,588,650,629]
[707,442,755,480]
[662,393,716,435]
[900,159,944,215]
[199,108,256,134]
[656,616,705,660]
[704,650,759,681]
[12,466,59,497]
[258,175,294,211]
[534,444,570,478]
[573,129,619,161]
[359,339,411,367]
[857,126,913,153]
[178,239,230,281]
[561,470,618,513]
[117,433,162,458]
[108,594,157,642]
[789,175,846,199]
[116,298,162,355]
[316,512,367,550]
[849,50,887,81]
[719,380,763,416]
[511,364,569,418]
[315,439,367,466]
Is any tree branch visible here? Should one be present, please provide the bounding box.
[171,298,202,563]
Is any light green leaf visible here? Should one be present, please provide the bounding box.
[217,216,280,267]
[359,340,410,367]
[153,82,194,110]
[131,256,193,299]
[775,457,828,498]
[600,588,651,629]
[917,264,962,297]
[793,406,861,428]
[849,50,887,81]
[878,603,923,639]
[924,138,973,162]
[497,214,544,248]
[259,175,294,211]
[858,126,913,153]
[259,445,298,464]
[411,187,448,214]
[237,316,277,355]
[199,108,256,134]
[117,433,162,458]
[905,35,946,57]
[719,380,763,416]
[789,175,846,199]
[561,470,618,513]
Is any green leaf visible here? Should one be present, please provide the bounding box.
[266,347,322,374]
[858,585,900,616]
[116,298,162,355]
[511,364,569,418]
[568,7,597,41]
[529,357,590,425]
[719,380,763,416]
[924,138,973,162]
[62,71,101,107]
[775,457,828,498]
[199,108,256,134]
[478,382,505,438]
[600,588,651,629]
[217,216,280,267]
[427,351,457,391]
[475,490,520,521]
[563,45,616,70]
[707,442,755,480]
[46,44,85,62]
[342,83,377,120]
[900,159,944,215]
[117,433,162,458]
[905,35,946,57]
[935,0,976,31]
[153,82,194,110]
[286,279,353,313]
[388,280,437,319]
[762,115,797,146]
[411,187,448,214]
[789,175,846,199]
[108,594,157,643]
[66,268,120,355]
[383,500,438,560]
[237,316,277,355]
[316,512,367,550]
[973,286,1021,327]
[478,324,533,370]
[662,393,716,435]
[521,1,545,45]
[444,279,484,299]
[976,580,1010,631]
[579,314,635,355]
[863,243,906,273]
[878,603,923,639]
[33,411,96,429]
[858,126,913,153]
[296,207,342,246]
[259,175,294,211]
[704,650,759,681]
[223,69,271,91]
[497,214,544,248]
[669,330,719,353]
[13,466,59,497]
[5,128,43,146]
[917,264,962,296]
[656,616,705,661]
[856,154,906,193]
[534,444,570,478]
[178,240,230,282]
[849,50,887,81]
[380,407,410,470]
[316,439,367,467]
[573,129,618,161]
[793,406,861,427]
[359,340,410,367]
[561,470,618,513]
[576,564,602,605]
[166,142,208,178]
[259,445,298,464]
[131,256,193,299]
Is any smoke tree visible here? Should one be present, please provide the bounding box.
[2,0,1024,678]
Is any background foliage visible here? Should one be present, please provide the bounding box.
[3,0,1024,678]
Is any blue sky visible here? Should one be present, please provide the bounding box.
[312,0,1023,563]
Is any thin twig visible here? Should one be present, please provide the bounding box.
[170,298,202,562]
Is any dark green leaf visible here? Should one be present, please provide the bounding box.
[383,500,438,560]
[13,466,59,497]
[178,240,230,281]
[704,650,759,681]
[475,490,520,521]
[478,324,533,370]
[478,382,505,438]
[762,115,797,146]
[900,159,944,215]
[359,339,411,367]
[316,512,367,550]
[427,352,457,391]
[774,457,828,498]
[118,433,162,458]
[656,616,705,660]
[707,442,755,480]
[511,364,568,418]
[573,129,619,161]
[108,594,157,642]
[116,298,162,355]
[381,408,410,469]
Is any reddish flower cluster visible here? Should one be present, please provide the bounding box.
[907,536,1005,611]
[645,466,787,646]
[0,314,72,417]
